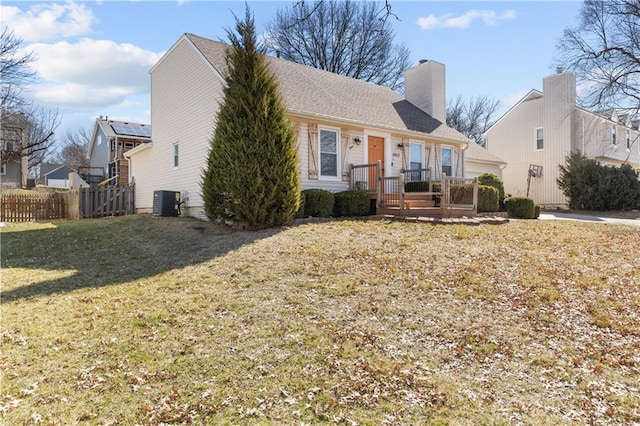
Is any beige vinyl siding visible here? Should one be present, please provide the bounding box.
[465,162,503,179]
[575,110,640,167]
[486,96,544,201]
[131,37,223,214]
[540,73,574,206]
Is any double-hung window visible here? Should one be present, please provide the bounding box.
[441,147,452,177]
[535,128,544,150]
[319,128,339,179]
[408,142,424,182]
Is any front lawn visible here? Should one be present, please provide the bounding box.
[1,215,638,424]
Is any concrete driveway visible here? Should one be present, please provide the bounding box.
[539,211,640,227]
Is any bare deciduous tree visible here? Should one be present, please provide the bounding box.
[555,0,640,112]
[54,128,91,171]
[1,27,61,172]
[0,28,36,111]
[446,95,501,147]
[265,0,410,91]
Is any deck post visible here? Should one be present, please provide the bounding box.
[399,172,405,212]
[349,164,354,190]
[473,177,478,210]
[376,160,382,207]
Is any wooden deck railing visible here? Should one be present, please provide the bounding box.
[349,162,381,193]
[441,176,478,210]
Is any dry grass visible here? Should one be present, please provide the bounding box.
[1,215,639,425]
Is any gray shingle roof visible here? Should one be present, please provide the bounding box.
[185,33,470,144]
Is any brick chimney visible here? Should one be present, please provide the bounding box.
[404,59,446,123]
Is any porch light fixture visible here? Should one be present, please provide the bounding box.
[397,143,404,149]
[353,136,362,145]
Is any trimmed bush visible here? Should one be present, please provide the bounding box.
[534,204,541,219]
[450,183,474,205]
[333,190,370,217]
[477,185,499,212]
[504,197,536,219]
[478,173,506,210]
[302,189,334,217]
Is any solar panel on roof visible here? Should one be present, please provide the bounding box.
[111,123,151,138]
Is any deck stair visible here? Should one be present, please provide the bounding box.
[402,192,438,209]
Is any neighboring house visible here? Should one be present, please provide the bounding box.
[128,33,475,219]
[39,162,70,188]
[463,141,506,179]
[485,71,640,207]
[0,113,29,188]
[87,117,151,186]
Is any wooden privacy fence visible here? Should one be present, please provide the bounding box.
[0,186,135,222]
[0,192,67,222]
[75,185,134,219]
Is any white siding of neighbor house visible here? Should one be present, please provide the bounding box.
[131,37,223,219]
[575,109,640,168]
[486,95,544,202]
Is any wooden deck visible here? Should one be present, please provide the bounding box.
[373,191,477,218]
[376,206,477,218]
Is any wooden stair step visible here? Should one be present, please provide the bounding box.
[404,200,436,208]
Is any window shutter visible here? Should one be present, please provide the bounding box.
[341,130,349,180]
[308,123,318,180]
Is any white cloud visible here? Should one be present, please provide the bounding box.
[20,38,161,112]
[417,9,516,30]
[1,2,96,42]
[29,39,161,90]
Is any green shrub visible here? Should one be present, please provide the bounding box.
[558,152,640,210]
[302,189,334,217]
[477,185,499,212]
[534,204,541,219]
[504,197,536,219]
[450,183,474,205]
[333,190,370,217]
[478,173,506,210]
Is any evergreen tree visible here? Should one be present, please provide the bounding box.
[202,8,300,229]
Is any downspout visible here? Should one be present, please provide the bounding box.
[461,142,469,177]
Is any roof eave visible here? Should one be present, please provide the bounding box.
[287,110,470,146]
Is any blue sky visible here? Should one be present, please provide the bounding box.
[1,1,584,148]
